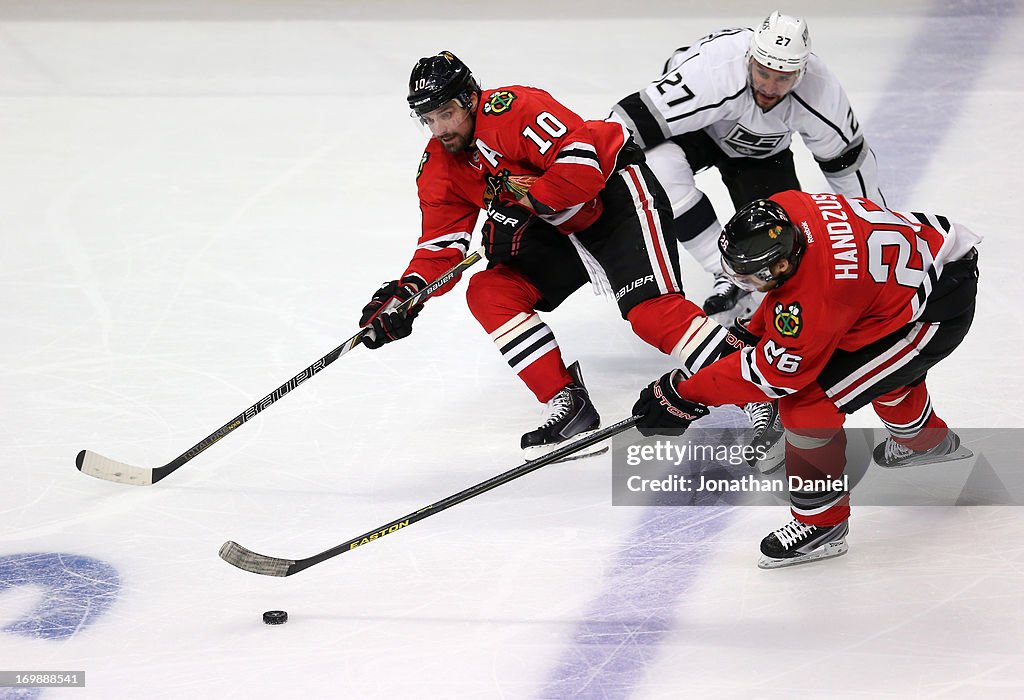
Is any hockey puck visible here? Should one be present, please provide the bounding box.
[263,610,288,625]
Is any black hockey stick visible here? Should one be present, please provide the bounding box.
[218,415,640,577]
[76,249,484,485]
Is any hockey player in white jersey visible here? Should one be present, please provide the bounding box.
[610,11,884,315]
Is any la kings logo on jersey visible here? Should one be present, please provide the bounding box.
[723,124,788,156]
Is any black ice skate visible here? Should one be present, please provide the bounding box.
[521,361,602,461]
[744,400,784,474]
[702,273,746,315]
[758,518,849,569]
[872,429,972,468]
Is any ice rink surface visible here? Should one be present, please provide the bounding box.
[2,0,1022,697]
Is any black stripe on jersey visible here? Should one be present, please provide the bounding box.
[855,170,868,197]
[665,85,747,123]
[508,330,556,367]
[911,212,950,233]
[790,92,851,146]
[913,264,941,318]
[662,46,689,74]
[692,27,748,51]
[428,237,470,252]
[817,140,864,173]
[664,29,750,75]
[556,147,600,164]
[613,92,664,149]
[742,350,790,399]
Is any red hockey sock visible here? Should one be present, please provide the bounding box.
[466,267,571,403]
[872,382,949,451]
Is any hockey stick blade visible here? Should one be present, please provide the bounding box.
[76,450,155,486]
[218,541,295,577]
[219,415,640,577]
[76,249,484,486]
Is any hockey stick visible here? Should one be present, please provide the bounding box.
[218,415,640,577]
[76,249,484,486]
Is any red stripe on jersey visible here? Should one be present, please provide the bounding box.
[830,323,934,403]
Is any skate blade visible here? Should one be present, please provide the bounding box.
[757,538,849,570]
[875,445,974,469]
[523,430,608,463]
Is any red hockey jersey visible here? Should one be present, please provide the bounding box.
[402,85,631,288]
[681,190,982,406]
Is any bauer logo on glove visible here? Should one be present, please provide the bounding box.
[481,192,535,264]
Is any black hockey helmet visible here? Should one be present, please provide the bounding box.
[719,198,804,289]
[407,51,479,116]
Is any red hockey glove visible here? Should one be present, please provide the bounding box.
[481,192,535,264]
[632,369,709,437]
[358,275,424,350]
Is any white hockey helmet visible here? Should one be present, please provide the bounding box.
[749,11,811,74]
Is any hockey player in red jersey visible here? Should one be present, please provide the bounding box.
[360,51,757,459]
[632,191,980,568]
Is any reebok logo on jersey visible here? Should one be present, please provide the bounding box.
[483,90,517,115]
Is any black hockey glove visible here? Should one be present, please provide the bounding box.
[358,275,424,350]
[481,192,535,264]
[632,369,710,437]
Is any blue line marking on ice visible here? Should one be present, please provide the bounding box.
[872,0,1019,203]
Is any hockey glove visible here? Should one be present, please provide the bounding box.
[358,275,424,350]
[481,192,534,264]
[632,369,710,437]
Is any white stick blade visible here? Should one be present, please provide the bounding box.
[218,541,294,577]
[76,450,154,486]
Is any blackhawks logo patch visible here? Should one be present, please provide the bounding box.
[416,151,430,179]
[483,90,517,115]
[773,301,802,338]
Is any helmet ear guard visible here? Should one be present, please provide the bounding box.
[407,51,480,116]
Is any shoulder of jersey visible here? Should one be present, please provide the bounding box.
[794,54,837,93]
[417,140,454,181]
[478,85,545,120]
[674,30,750,92]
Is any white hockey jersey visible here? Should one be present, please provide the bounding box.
[609,28,883,202]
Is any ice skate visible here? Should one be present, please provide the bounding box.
[521,362,604,461]
[757,518,849,569]
[702,272,746,315]
[744,400,784,474]
[872,429,972,468]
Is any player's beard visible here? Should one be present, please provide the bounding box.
[437,117,475,153]
[752,88,782,111]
